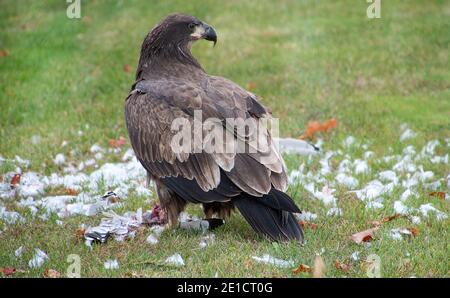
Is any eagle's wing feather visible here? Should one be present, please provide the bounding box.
[125,76,288,196]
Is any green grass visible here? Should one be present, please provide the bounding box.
[0,0,449,277]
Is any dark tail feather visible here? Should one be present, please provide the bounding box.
[234,189,303,243]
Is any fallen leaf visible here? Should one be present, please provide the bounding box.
[299,118,338,140]
[75,228,86,240]
[10,174,21,187]
[312,255,326,278]
[371,213,401,227]
[382,213,401,223]
[0,50,9,57]
[123,64,132,73]
[246,82,257,91]
[334,260,351,272]
[298,220,318,230]
[351,227,379,244]
[108,136,126,148]
[1,267,16,276]
[64,188,78,196]
[407,227,420,237]
[292,264,311,274]
[43,268,61,278]
[429,191,446,200]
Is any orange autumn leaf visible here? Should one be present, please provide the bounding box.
[10,174,21,187]
[1,267,16,276]
[292,264,311,274]
[0,50,9,57]
[300,118,338,140]
[108,136,126,148]
[64,188,78,196]
[43,268,61,278]
[371,213,401,227]
[123,64,132,73]
[407,227,420,237]
[246,82,257,91]
[299,220,318,230]
[75,228,86,240]
[334,260,351,272]
[429,191,446,200]
[351,227,379,244]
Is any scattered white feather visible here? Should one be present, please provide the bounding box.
[335,173,359,189]
[389,228,412,241]
[366,200,384,210]
[363,151,375,159]
[393,201,412,215]
[53,153,66,166]
[104,259,119,270]
[400,189,417,202]
[354,159,369,175]
[295,211,318,222]
[343,136,356,147]
[251,254,294,268]
[351,251,360,261]
[400,129,417,142]
[326,207,342,217]
[275,138,319,155]
[199,234,215,249]
[419,204,447,220]
[165,253,185,267]
[15,246,24,258]
[28,249,49,268]
[410,216,421,224]
[146,234,159,245]
[90,144,104,153]
[378,170,398,184]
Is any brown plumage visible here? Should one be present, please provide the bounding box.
[125,14,303,242]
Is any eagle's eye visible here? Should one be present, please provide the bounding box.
[188,22,197,30]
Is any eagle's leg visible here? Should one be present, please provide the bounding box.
[154,179,187,227]
[202,202,234,220]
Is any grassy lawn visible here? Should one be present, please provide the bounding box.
[0,0,449,277]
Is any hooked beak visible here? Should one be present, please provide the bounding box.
[191,22,217,46]
[202,24,217,46]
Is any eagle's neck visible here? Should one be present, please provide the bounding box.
[136,34,204,80]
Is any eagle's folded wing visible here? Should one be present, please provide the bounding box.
[125,76,288,196]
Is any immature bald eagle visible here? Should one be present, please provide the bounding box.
[125,14,303,242]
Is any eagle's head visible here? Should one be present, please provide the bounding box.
[156,14,217,45]
[137,14,217,76]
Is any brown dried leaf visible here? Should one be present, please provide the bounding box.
[0,50,9,57]
[64,188,78,196]
[43,268,61,278]
[123,64,132,73]
[292,264,311,274]
[371,213,401,227]
[10,174,21,187]
[1,267,16,276]
[351,227,379,244]
[298,220,318,230]
[75,228,86,240]
[334,260,351,272]
[108,136,126,148]
[407,227,420,237]
[246,82,257,91]
[429,191,446,200]
[312,255,326,278]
